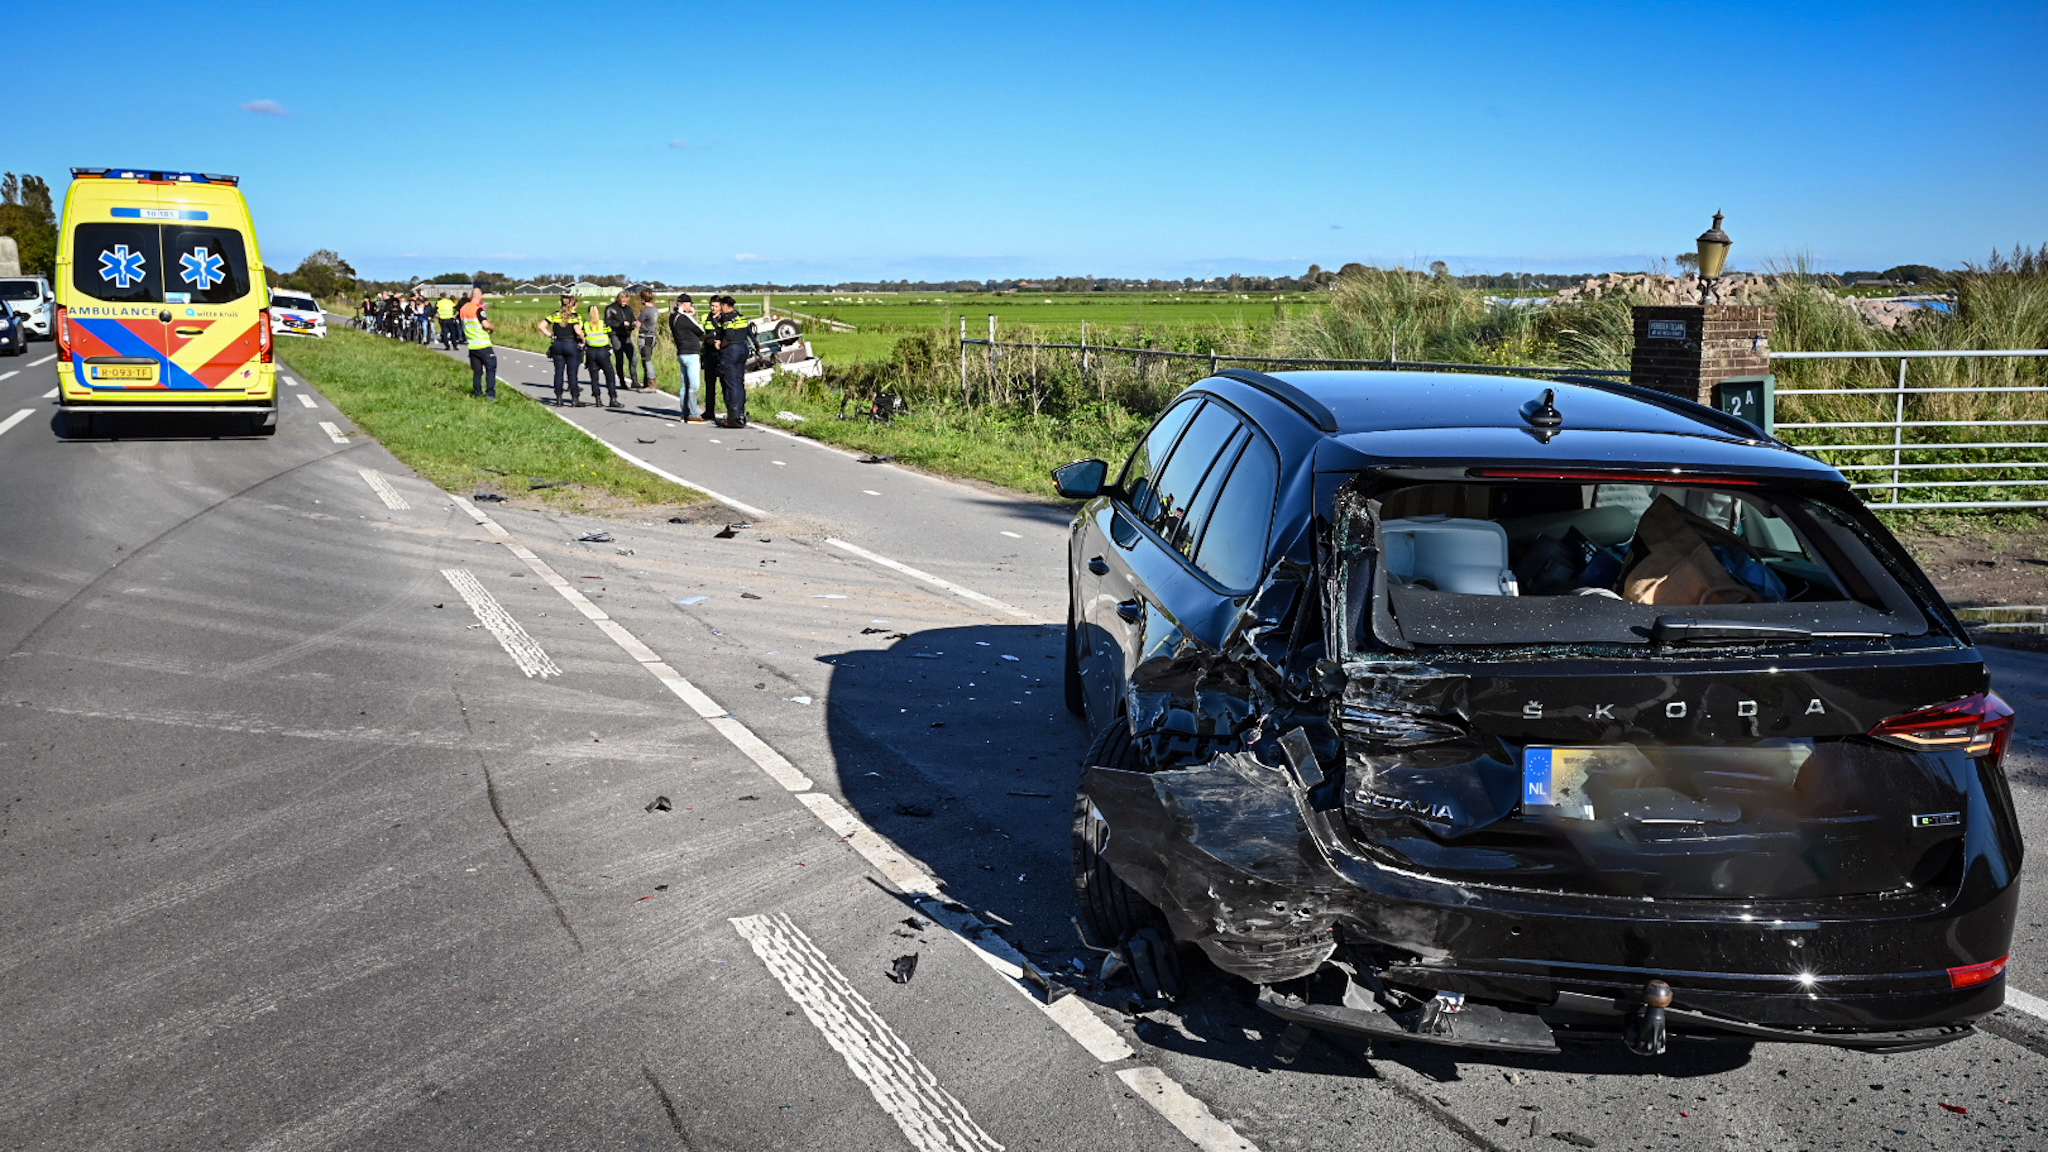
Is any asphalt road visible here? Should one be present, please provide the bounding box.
[3,336,2047,1151]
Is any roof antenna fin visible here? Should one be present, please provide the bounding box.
[1521,388,1564,429]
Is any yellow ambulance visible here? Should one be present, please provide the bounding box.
[55,167,276,437]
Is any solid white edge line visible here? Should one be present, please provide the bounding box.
[442,491,1262,1151]
[0,409,33,437]
[825,537,1039,622]
[1116,1067,1261,1152]
[539,405,768,519]
[2006,985,2048,1023]
[28,353,54,366]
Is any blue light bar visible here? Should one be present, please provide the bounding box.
[70,167,239,186]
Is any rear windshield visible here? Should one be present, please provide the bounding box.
[1344,480,1931,649]
[71,223,253,305]
[271,293,318,311]
[0,282,41,300]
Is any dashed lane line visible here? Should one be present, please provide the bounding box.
[1116,1068,1261,1152]
[296,393,318,409]
[825,537,1039,622]
[0,409,33,438]
[43,388,57,399]
[732,913,1005,1152]
[358,468,410,511]
[29,353,54,366]
[440,568,561,678]
[2009,985,2048,1025]
[317,420,350,444]
[446,498,1269,1145]
[0,370,17,381]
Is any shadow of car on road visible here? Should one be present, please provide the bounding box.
[819,623,1757,1081]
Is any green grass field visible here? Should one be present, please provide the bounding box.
[276,326,706,512]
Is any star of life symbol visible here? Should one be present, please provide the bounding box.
[179,247,226,291]
[98,245,147,288]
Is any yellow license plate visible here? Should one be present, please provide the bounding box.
[90,365,157,381]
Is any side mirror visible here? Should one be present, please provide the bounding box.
[1051,458,1112,500]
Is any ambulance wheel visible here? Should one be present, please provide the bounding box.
[59,411,92,439]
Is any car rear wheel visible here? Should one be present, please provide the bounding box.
[1072,721,1167,945]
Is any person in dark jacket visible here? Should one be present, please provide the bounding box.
[536,293,587,406]
[604,290,639,387]
[667,294,705,422]
[636,289,661,392]
[706,295,755,427]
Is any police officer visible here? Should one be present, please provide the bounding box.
[459,285,498,399]
[706,295,756,427]
[536,293,587,406]
[582,303,621,408]
[434,294,460,349]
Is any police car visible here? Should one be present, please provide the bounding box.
[270,289,327,338]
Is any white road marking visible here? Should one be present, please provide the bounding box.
[29,353,54,366]
[731,913,1005,1152]
[2008,985,2048,1024]
[282,376,298,386]
[441,496,1258,1147]
[358,468,410,511]
[317,420,350,444]
[0,409,34,438]
[42,388,56,399]
[0,370,16,381]
[826,538,1038,622]
[542,407,766,518]
[1000,531,1021,538]
[296,393,318,409]
[864,489,880,495]
[440,568,561,678]
[1117,1067,1262,1152]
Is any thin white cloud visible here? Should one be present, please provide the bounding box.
[667,139,687,148]
[733,253,764,262]
[240,99,289,117]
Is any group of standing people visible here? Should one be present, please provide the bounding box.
[539,289,757,425]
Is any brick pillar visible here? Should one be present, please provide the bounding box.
[1629,304,1775,405]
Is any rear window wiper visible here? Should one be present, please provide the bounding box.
[1650,616,1889,645]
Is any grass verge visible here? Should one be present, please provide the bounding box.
[276,327,709,514]
[747,373,1146,497]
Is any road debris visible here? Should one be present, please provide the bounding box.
[713,522,752,539]
[676,596,710,606]
[1000,654,1019,662]
[667,515,690,523]
[814,594,847,599]
[530,479,568,489]
[1940,1102,1969,1115]
[1006,791,1051,798]
[887,954,919,984]
[645,796,673,813]
[576,531,614,543]
[893,803,935,818]
[902,917,927,931]
[1550,1133,1596,1148]
[741,592,762,599]
[473,492,506,502]
[856,454,894,464]
[775,410,807,422]
[638,438,658,444]
[738,794,760,801]
[782,696,813,705]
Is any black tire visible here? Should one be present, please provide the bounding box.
[249,415,278,437]
[773,319,801,343]
[1072,721,1166,945]
[58,411,92,439]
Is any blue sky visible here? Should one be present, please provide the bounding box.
[9,1,2041,283]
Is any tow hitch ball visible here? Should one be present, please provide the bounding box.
[1624,980,1673,1056]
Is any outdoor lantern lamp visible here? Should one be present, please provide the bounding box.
[1695,210,1733,303]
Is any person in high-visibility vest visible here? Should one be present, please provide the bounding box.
[434,295,460,350]
[582,304,621,408]
[459,286,497,399]
[536,293,587,406]
[706,294,756,427]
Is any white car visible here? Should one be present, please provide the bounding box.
[0,277,54,340]
[269,290,328,338]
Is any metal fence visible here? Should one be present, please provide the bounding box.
[1769,349,2048,511]
[953,317,2048,513]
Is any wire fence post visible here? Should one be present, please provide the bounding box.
[958,315,968,405]
[1209,351,1218,377]
[987,313,997,405]
[1892,357,1908,495]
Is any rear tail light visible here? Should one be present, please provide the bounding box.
[55,305,71,362]
[1948,954,2008,989]
[1869,691,2013,763]
[259,309,273,363]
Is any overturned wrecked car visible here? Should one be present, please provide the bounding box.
[1054,369,2021,1056]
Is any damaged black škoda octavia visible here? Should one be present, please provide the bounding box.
[1053,369,2021,1057]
